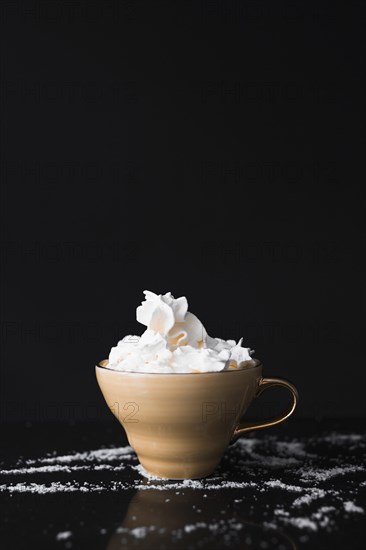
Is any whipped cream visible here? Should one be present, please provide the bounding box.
[107,291,255,373]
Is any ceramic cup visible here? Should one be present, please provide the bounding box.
[96,359,298,479]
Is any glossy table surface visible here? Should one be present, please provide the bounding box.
[1,419,365,549]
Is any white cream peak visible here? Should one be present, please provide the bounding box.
[108,290,254,373]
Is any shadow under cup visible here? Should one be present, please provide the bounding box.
[95,360,298,479]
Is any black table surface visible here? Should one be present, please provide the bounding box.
[1,419,365,550]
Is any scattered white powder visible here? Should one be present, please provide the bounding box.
[277,505,341,531]
[1,465,80,475]
[116,519,246,544]
[0,479,259,494]
[300,465,365,482]
[117,526,158,538]
[235,438,259,453]
[133,480,257,491]
[274,508,290,517]
[318,506,336,513]
[235,437,315,467]
[264,480,304,493]
[0,446,133,480]
[0,464,125,475]
[56,531,72,541]
[131,464,163,480]
[1,431,365,538]
[292,488,326,507]
[311,506,337,529]
[184,522,207,533]
[262,521,278,530]
[130,527,152,539]
[246,454,301,467]
[344,501,364,514]
[94,464,125,471]
[279,516,318,531]
[273,440,310,458]
[322,433,364,445]
[1,482,97,494]
[24,446,134,466]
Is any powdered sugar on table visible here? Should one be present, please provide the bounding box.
[1,430,365,546]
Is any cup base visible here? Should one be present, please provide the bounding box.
[142,471,213,481]
[139,459,220,480]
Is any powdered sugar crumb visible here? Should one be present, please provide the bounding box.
[264,480,304,493]
[23,446,134,466]
[1,430,365,538]
[322,433,363,445]
[292,488,326,507]
[300,465,365,482]
[279,516,318,531]
[0,464,126,476]
[344,501,364,514]
[131,464,163,480]
[117,525,158,538]
[184,522,207,533]
[56,531,72,541]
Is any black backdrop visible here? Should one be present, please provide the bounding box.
[0,0,365,423]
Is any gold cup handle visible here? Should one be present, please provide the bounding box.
[231,377,299,444]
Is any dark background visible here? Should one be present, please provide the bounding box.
[0,0,365,423]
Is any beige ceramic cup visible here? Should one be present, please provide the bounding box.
[96,359,298,479]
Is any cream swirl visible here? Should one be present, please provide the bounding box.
[107,290,255,373]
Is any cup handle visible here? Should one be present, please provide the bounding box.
[230,377,299,444]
